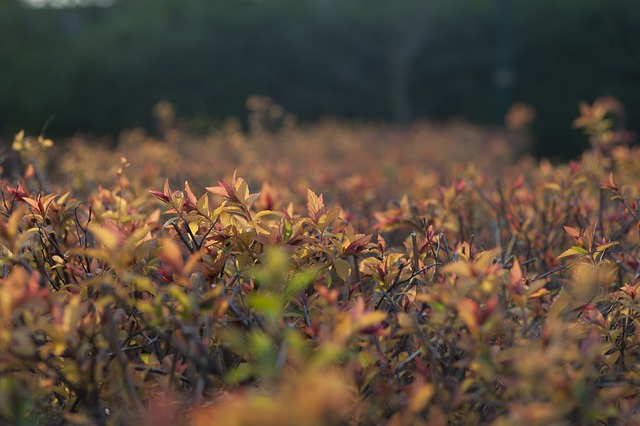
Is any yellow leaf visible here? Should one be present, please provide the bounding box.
[125,225,152,251]
[38,137,54,149]
[548,290,572,319]
[158,237,183,271]
[140,353,151,366]
[12,130,25,151]
[397,312,415,332]
[184,251,204,275]
[88,222,121,251]
[543,183,562,192]
[441,261,474,279]
[457,298,478,337]
[234,176,251,204]
[529,287,549,299]
[145,209,162,227]
[333,258,352,281]
[63,296,83,335]
[355,311,387,329]
[594,241,618,254]
[358,351,376,369]
[318,207,341,231]
[131,277,155,294]
[188,221,199,236]
[409,383,435,413]
[526,279,547,297]
[253,210,280,220]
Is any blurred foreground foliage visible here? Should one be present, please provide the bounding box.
[0,98,639,424]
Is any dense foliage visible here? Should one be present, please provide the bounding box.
[0,98,639,425]
[2,0,639,157]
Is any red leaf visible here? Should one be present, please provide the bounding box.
[207,180,239,203]
[148,190,170,203]
[7,183,29,202]
[345,234,372,255]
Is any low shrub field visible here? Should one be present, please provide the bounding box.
[1,98,639,425]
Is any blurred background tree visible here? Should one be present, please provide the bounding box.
[1,0,639,158]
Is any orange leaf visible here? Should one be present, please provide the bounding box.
[158,237,184,273]
[22,196,40,213]
[509,260,523,286]
[409,381,435,413]
[184,180,198,205]
[207,180,238,203]
[563,226,581,241]
[163,178,171,198]
[306,189,325,222]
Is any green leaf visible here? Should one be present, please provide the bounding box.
[249,292,282,321]
[284,268,318,300]
[168,285,192,317]
[225,363,254,386]
[285,308,306,317]
[558,245,589,259]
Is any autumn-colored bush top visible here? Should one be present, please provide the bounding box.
[0,98,638,425]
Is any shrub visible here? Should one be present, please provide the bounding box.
[0,98,639,425]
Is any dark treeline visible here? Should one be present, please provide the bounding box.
[1,0,639,158]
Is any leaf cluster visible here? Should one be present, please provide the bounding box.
[1,100,640,425]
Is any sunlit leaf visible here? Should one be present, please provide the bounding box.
[306,189,325,222]
[408,382,435,413]
[333,258,351,281]
[558,245,589,259]
[88,222,122,251]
